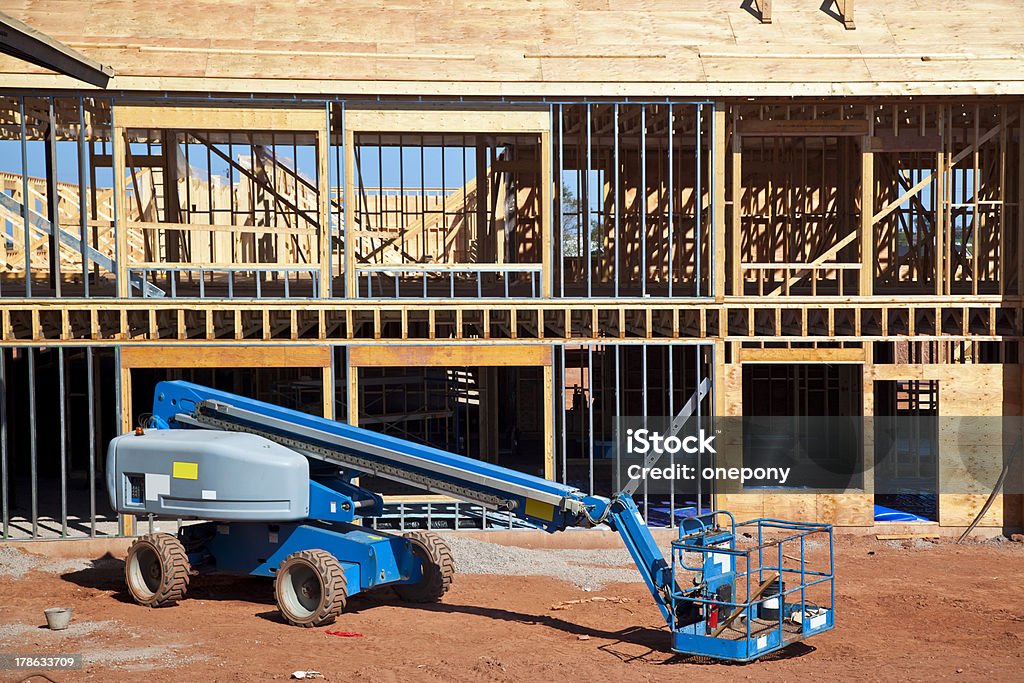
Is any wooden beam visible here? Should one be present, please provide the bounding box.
[92,153,163,168]
[876,534,939,541]
[344,107,550,134]
[870,131,941,153]
[737,119,868,137]
[115,105,325,131]
[738,347,866,363]
[128,220,316,236]
[349,344,552,368]
[120,345,331,369]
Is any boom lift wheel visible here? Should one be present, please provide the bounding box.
[124,532,191,607]
[274,549,347,627]
[396,530,455,603]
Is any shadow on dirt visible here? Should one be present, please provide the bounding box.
[654,641,817,666]
[401,600,817,664]
[399,600,669,650]
[60,555,275,606]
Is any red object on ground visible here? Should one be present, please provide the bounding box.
[325,630,364,637]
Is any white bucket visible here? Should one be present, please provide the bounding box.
[44,607,73,630]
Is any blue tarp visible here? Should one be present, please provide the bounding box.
[873,504,930,523]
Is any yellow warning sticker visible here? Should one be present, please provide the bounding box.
[172,461,199,480]
[525,498,555,522]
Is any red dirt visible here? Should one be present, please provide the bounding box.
[1,535,1023,682]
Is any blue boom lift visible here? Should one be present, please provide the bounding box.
[107,380,835,662]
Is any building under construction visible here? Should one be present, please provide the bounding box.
[0,0,1022,541]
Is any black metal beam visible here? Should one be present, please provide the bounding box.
[0,11,114,88]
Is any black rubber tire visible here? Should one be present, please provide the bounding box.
[395,530,455,603]
[124,532,191,607]
[274,549,347,628]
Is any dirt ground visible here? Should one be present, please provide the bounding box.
[1,534,1023,682]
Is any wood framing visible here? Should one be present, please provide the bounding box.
[343,107,549,134]
[119,345,332,369]
[346,342,555,492]
[2,298,1020,346]
[860,135,874,295]
[111,124,129,298]
[712,102,727,301]
[1,64,1022,533]
[115,105,326,131]
[8,2,1024,98]
[349,344,552,368]
[738,347,867,363]
[342,106,553,298]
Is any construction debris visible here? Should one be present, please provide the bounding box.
[551,597,632,611]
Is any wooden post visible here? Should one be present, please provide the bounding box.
[344,127,357,298]
[1019,104,1024,296]
[317,115,332,297]
[478,367,499,463]
[321,362,334,420]
[730,116,742,296]
[713,102,727,302]
[118,356,134,536]
[859,136,874,296]
[540,129,553,298]
[112,122,129,298]
[543,362,554,480]
[347,364,359,426]
[862,342,874,502]
[839,0,856,30]
[935,142,945,296]
[162,130,179,259]
[475,137,489,265]
[713,339,726,417]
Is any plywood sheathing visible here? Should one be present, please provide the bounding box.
[2,1,1024,96]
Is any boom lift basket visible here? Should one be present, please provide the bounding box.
[670,513,835,662]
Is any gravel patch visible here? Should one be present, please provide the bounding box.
[441,535,645,590]
[87,644,204,669]
[0,546,92,577]
[0,617,202,671]
[0,619,119,640]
